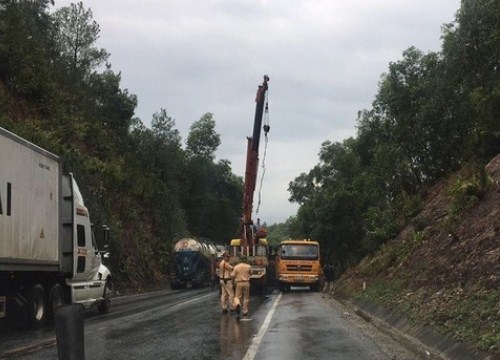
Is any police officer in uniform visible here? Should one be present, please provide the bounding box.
[231,256,252,319]
[219,252,234,314]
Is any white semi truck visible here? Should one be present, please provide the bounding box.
[0,126,113,328]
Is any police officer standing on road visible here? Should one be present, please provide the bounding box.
[219,252,234,314]
[231,255,252,320]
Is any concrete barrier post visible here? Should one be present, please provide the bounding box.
[54,304,85,360]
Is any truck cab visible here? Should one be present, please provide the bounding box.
[275,239,322,292]
[62,174,112,313]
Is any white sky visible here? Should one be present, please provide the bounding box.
[53,0,460,224]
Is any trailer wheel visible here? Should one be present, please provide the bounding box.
[97,279,112,314]
[29,283,47,328]
[47,284,64,323]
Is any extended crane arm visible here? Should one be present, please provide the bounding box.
[241,75,269,248]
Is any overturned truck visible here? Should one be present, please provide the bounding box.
[169,238,216,289]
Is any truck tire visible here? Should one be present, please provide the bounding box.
[29,283,47,328]
[47,283,64,323]
[97,279,112,314]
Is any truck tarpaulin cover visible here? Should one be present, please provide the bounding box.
[0,129,60,262]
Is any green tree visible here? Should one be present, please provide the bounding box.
[86,69,137,145]
[186,112,220,160]
[289,139,367,268]
[266,217,297,247]
[53,2,108,79]
[52,1,110,125]
[442,0,500,160]
[149,109,187,244]
[374,47,463,187]
[0,0,57,114]
[182,113,242,242]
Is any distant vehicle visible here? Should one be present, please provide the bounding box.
[275,239,322,292]
[0,127,113,328]
[169,237,216,289]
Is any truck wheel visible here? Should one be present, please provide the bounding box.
[29,283,47,328]
[47,284,64,323]
[97,279,112,314]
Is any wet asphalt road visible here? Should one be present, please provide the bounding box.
[0,287,428,360]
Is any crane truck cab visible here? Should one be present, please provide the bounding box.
[229,238,269,294]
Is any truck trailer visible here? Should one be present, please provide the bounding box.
[0,127,113,328]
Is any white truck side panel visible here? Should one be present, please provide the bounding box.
[0,130,60,263]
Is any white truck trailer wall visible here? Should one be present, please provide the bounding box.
[0,130,60,263]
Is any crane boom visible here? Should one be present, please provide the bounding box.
[229,75,271,296]
[241,75,269,249]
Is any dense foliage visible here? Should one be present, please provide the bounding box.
[288,0,500,270]
[0,1,243,290]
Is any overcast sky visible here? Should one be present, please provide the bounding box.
[53,0,460,225]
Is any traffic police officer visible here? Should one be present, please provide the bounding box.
[231,256,251,319]
[219,252,234,313]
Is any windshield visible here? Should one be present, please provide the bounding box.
[229,244,268,257]
[280,244,319,260]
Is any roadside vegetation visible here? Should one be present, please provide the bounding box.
[333,161,500,355]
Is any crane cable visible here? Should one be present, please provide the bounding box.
[256,91,270,215]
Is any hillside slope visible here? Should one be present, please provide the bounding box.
[334,154,500,356]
